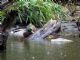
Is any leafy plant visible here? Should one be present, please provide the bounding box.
[1,0,67,27]
[15,0,67,27]
[0,11,6,22]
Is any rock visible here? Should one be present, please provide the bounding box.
[76,6,80,11]
[51,38,73,44]
[0,10,18,50]
[61,21,79,36]
[0,0,8,4]
[73,11,80,17]
[0,32,8,50]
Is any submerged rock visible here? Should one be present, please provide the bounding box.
[51,38,72,42]
[51,38,73,44]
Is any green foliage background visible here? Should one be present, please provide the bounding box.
[0,0,67,27]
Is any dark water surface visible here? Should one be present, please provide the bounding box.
[0,36,80,60]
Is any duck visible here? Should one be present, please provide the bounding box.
[23,28,34,38]
[9,24,37,38]
[9,28,35,41]
[23,23,37,38]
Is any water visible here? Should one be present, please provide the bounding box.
[0,36,80,60]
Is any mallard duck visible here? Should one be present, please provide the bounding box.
[23,24,37,38]
[23,28,33,38]
[10,24,37,38]
[9,28,34,42]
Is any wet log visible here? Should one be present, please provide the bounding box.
[29,20,61,40]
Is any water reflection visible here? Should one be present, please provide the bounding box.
[0,37,80,60]
[0,51,6,60]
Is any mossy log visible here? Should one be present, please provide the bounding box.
[30,20,61,40]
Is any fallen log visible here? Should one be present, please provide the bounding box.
[29,20,61,40]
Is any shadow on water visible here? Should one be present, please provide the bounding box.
[0,51,6,60]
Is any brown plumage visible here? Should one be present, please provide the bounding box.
[23,31,32,38]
